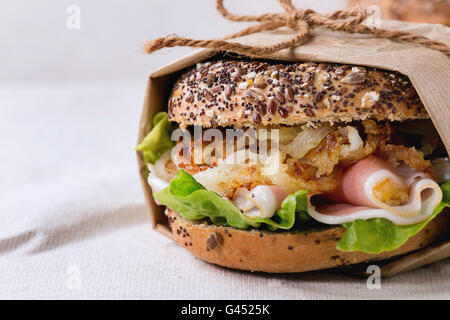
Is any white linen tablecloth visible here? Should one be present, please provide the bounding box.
[1,82,449,300]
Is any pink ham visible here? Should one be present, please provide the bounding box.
[308,156,442,225]
[233,185,288,219]
[326,156,405,208]
[312,203,371,216]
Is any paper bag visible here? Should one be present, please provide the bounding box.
[136,20,450,275]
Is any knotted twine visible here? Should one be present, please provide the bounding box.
[144,0,450,57]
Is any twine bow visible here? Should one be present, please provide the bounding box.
[144,0,450,57]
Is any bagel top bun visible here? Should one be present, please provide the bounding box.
[168,60,428,129]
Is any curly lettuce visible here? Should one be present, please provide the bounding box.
[337,181,450,254]
[153,170,309,231]
[136,112,175,164]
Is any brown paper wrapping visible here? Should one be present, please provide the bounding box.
[137,20,450,276]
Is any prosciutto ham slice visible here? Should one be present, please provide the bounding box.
[308,156,442,225]
[232,186,288,219]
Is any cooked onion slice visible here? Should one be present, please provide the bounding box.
[281,123,333,159]
[339,126,363,157]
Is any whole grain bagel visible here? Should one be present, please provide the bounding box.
[168,60,428,129]
[167,208,450,273]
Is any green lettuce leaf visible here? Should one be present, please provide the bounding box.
[337,180,450,254]
[153,169,309,230]
[136,112,175,164]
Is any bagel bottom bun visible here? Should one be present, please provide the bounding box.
[166,208,450,273]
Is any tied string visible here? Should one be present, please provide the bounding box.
[144,0,450,57]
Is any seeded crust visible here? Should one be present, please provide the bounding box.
[167,208,450,273]
[168,60,429,129]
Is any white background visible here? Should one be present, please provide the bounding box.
[1,0,450,300]
[1,0,345,83]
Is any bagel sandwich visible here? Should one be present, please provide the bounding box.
[137,60,450,273]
